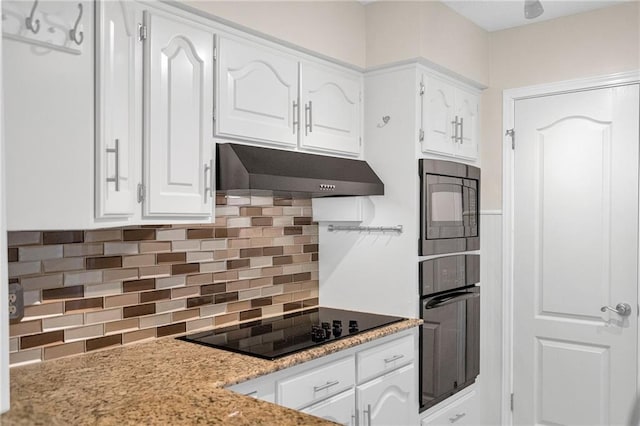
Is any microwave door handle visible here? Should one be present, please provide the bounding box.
[425,291,479,309]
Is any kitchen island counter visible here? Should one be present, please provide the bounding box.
[1,317,422,425]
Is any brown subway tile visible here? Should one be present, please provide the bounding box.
[303,244,319,253]
[312,253,319,261]
[250,277,273,289]
[104,318,139,334]
[251,297,273,308]
[21,274,64,291]
[227,280,251,292]
[273,256,293,266]
[303,297,319,308]
[227,301,251,313]
[86,256,123,270]
[293,272,312,283]
[201,283,226,295]
[226,228,241,238]
[42,286,84,301]
[8,248,18,262]
[123,279,156,293]
[273,275,293,285]
[240,309,262,321]
[123,229,156,241]
[42,231,84,245]
[263,246,284,256]
[187,229,215,239]
[216,194,228,205]
[122,254,156,268]
[262,207,283,216]
[123,329,156,345]
[84,229,122,243]
[240,207,262,216]
[44,341,85,361]
[213,228,228,238]
[8,231,42,246]
[215,292,239,304]
[10,320,42,337]
[157,322,186,337]
[172,309,200,322]
[283,283,303,293]
[251,217,273,226]
[283,302,303,312]
[123,304,156,318]
[215,312,239,326]
[294,217,313,226]
[139,242,172,253]
[239,248,263,258]
[186,296,213,308]
[21,330,64,349]
[227,259,249,270]
[284,226,303,235]
[157,252,187,264]
[86,334,122,351]
[171,263,200,275]
[186,273,213,286]
[139,290,171,303]
[65,298,103,313]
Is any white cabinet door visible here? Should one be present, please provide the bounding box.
[144,10,214,217]
[453,89,478,160]
[358,364,418,426]
[300,62,361,156]
[422,76,455,156]
[302,389,356,426]
[216,36,299,147]
[420,389,478,426]
[96,0,140,219]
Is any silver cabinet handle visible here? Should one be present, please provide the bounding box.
[293,100,299,134]
[451,117,457,142]
[313,380,339,392]
[458,117,464,144]
[106,139,120,191]
[204,159,213,202]
[244,390,258,397]
[305,101,313,135]
[383,354,404,364]
[363,404,372,426]
[601,302,632,317]
[449,412,466,423]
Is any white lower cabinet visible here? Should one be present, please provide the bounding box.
[302,389,357,426]
[358,364,417,426]
[420,389,477,426]
[226,375,275,404]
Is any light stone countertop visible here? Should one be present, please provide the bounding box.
[0,318,422,425]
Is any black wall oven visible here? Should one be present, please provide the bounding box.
[419,159,480,256]
[419,254,480,412]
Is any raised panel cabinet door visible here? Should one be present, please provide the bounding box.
[95,0,140,218]
[454,89,479,160]
[302,389,356,426]
[358,364,418,426]
[144,10,214,217]
[216,36,299,147]
[300,62,361,156]
[422,76,455,156]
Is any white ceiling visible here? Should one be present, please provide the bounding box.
[439,0,629,32]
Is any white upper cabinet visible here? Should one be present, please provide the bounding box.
[357,364,417,426]
[300,62,361,156]
[143,10,215,217]
[95,1,140,219]
[216,36,299,147]
[420,73,480,161]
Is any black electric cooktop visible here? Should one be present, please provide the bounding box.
[178,307,405,360]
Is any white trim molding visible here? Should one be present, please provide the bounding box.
[0,5,9,413]
[501,70,640,426]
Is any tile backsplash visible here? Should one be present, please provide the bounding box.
[7,195,319,366]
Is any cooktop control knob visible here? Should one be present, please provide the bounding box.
[333,320,342,327]
[349,320,359,333]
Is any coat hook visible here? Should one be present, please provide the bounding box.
[69,3,84,45]
[377,116,391,128]
[25,0,40,34]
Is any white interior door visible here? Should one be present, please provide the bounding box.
[513,85,639,425]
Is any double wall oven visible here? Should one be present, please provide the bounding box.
[418,159,481,412]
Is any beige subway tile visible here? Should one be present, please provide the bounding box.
[122,254,156,268]
[186,251,214,263]
[272,236,295,246]
[42,314,84,331]
[156,276,186,289]
[138,265,171,279]
[226,196,252,206]
[19,245,63,262]
[85,308,122,324]
[251,277,273,289]
[139,241,172,253]
[85,229,122,243]
[282,207,303,216]
[21,274,63,291]
[303,225,318,235]
[172,286,200,299]
[201,239,226,250]
[283,245,303,255]
[104,242,139,256]
[24,302,64,319]
[123,328,156,345]
[273,294,293,304]
[156,228,186,241]
[9,261,41,278]
[104,318,139,334]
[200,304,226,318]
[213,249,239,261]
[249,257,272,269]
[85,282,122,298]
[8,232,42,246]
[64,243,104,257]
[228,239,251,249]
[23,290,41,306]
[64,270,103,286]
[212,217,227,227]
[283,283,302,293]
[282,265,303,275]
[139,313,171,329]
[215,206,240,217]
[186,273,213,286]
[238,269,261,280]
[104,294,139,308]
[9,338,19,353]
[172,309,200,322]
[292,254,312,263]
[44,341,85,361]
[303,263,319,273]
[186,318,213,333]
[64,324,104,342]
[103,268,139,282]
[214,312,239,326]
[273,216,293,226]
[262,304,283,318]
[238,289,262,300]
[10,348,42,366]
[292,290,313,301]
[293,235,314,245]
[302,207,312,216]
[171,240,201,252]
[213,271,238,282]
[238,228,263,238]
[261,207,283,216]
[10,320,42,337]
[249,195,273,206]
[262,228,284,238]
[155,299,186,313]
[260,266,284,277]
[227,280,251,292]
[261,285,284,297]
[227,301,251,313]
[301,280,319,291]
[43,258,84,273]
[199,261,226,273]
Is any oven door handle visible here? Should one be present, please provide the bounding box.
[424,291,479,309]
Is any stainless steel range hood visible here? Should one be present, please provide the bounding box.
[216,143,384,197]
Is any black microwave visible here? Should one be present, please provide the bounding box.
[419,159,480,256]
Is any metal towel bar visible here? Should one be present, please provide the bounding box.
[327,224,403,233]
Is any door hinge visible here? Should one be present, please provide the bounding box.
[419,82,425,96]
[137,183,145,203]
[213,46,217,62]
[510,393,514,411]
[419,128,425,142]
[213,107,216,122]
[138,24,147,41]
[359,136,362,147]
[506,128,515,149]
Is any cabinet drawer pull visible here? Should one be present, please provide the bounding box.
[449,412,466,423]
[106,139,120,191]
[243,390,258,397]
[383,354,404,364]
[313,380,339,392]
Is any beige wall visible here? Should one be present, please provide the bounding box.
[185,1,367,68]
[482,1,640,210]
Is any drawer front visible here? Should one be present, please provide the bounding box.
[357,333,414,383]
[227,377,276,404]
[421,389,477,426]
[278,356,355,409]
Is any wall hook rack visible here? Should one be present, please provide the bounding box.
[327,224,403,233]
[69,3,83,45]
[25,0,40,34]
